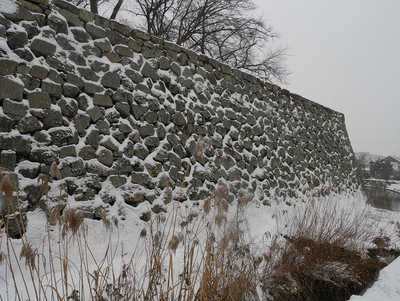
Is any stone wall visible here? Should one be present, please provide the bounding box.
[0,0,359,217]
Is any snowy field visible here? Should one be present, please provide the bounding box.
[387,180,400,194]
[1,190,399,300]
[349,255,400,301]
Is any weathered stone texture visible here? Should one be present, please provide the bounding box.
[0,0,359,212]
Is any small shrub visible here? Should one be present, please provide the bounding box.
[261,197,396,300]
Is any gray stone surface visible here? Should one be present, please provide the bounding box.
[40,109,63,129]
[101,71,120,90]
[17,115,42,134]
[97,148,114,167]
[60,158,86,178]
[30,37,57,57]
[86,22,106,39]
[93,93,113,107]
[27,91,52,109]
[0,76,24,101]
[141,61,158,82]
[3,99,28,117]
[7,30,28,50]
[0,0,359,211]
[70,27,91,43]
[48,127,78,147]
[0,59,17,75]
[47,13,68,34]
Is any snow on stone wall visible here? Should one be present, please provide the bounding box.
[0,0,359,217]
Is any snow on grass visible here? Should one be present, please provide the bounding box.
[1,189,399,300]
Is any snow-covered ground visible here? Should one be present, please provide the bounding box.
[1,190,399,300]
[349,255,400,301]
[365,179,400,193]
[387,180,400,194]
[349,180,400,300]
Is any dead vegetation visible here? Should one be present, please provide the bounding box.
[0,164,399,300]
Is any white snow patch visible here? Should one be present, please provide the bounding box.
[349,256,400,300]
[0,0,17,14]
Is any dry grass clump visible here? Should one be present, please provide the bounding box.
[61,207,85,237]
[194,188,259,301]
[20,241,38,270]
[195,137,213,158]
[0,171,18,202]
[261,198,396,301]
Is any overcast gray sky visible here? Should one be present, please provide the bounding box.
[254,0,400,157]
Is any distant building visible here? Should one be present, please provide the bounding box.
[369,156,400,180]
[383,156,400,172]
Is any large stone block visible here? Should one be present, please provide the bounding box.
[86,107,103,123]
[106,30,126,45]
[48,127,78,147]
[27,91,52,109]
[94,39,112,52]
[62,83,80,98]
[60,158,86,178]
[86,22,106,39]
[0,150,17,171]
[47,13,68,34]
[29,147,59,165]
[0,59,17,76]
[40,108,63,129]
[70,27,91,43]
[141,61,158,82]
[101,71,121,90]
[0,115,14,132]
[58,98,79,117]
[110,157,134,175]
[0,77,24,101]
[58,8,83,27]
[30,65,49,79]
[131,172,150,186]
[1,1,35,22]
[93,93,113,107]
[30,37,57,57]
[2,99,28,117]
[39,77,61,96]
[97,148,113,167]
[0,135,32,156]
[6,30,28,50]
[17,115,42,134]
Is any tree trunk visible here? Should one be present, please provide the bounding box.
[110,0,124,19]
[90,0,98,14]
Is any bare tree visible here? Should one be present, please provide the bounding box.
[127,0,289,83]
[70,0,289,83]
[69,0,124,19]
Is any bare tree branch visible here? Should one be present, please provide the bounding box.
[71,0,290,83]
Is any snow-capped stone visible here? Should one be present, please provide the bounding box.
[30,37,56,57]
[0,76,24,101]
[6,29,28,50]
[86,22,106,39]
[47,13,68,35]
[70,27,91,43]
[17,115,42,134]
[3,99,28,117]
